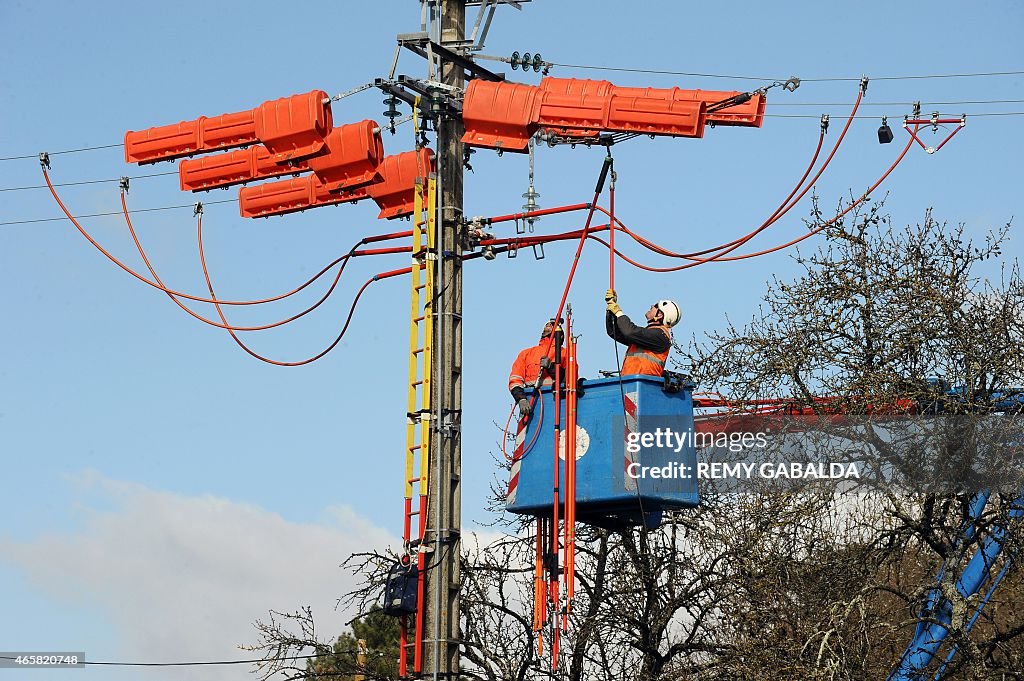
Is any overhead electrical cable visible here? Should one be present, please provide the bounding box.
[766,99,1024,107]
[646,82,868,267]
[120,194,397,332]
[1,170,177,192]
[41,165,410,306]
[585,130,916,271]
[716,111,1024,120]
[1,198,235,226]
[0,143,122,162]
[198,213,409,367]
[595,118,827,260]
[544,61,1024,83]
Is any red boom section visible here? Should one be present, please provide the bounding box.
[693,397,920,436]
[125,90,333,165]
[179,120,384,192]
[462,77,765,152]
[238,148,435,220]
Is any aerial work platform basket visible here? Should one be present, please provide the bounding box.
[506,375,700,528]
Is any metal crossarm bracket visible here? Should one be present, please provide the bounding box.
[398,33,504,81]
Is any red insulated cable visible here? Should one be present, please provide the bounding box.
[500,390,546,462]
[121,194,361,332]
[598,122,826,260]
[480,224,610,249]
[583,125,915,272]
[626,87,863,267]
[536,161,613,361]
[609,175,616,289]
[591,87,858,264]
[687,126,917,263]
[486,203,591,225]
[199,213,411,367]
[42,165,410,306]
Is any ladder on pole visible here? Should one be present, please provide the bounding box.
[400,170,437,678]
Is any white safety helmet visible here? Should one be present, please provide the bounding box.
[655,300,681,327]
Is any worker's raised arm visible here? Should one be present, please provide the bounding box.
[608,312,671,352]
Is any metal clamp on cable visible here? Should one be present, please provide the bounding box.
[39,152,50,170]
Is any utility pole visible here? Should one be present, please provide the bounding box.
[425,0,464,678]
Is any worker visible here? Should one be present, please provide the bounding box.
[605,289,680,376]
[508,318,563,419]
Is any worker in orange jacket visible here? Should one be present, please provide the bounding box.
[605,289,680,376]
[508,318,563,419]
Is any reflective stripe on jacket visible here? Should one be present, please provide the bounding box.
[621,325,671,376]
[509,341,559,393]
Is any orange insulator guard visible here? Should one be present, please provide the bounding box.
[543,78,765,128]
[254,89,334,163]
[125,90,333,165]
[179,119,384,193]
[461,80,543,152]
[238,175,369,219]
[367,148,436,220]
[537,77,707,140]
[461,77,765,152]
[179,144,296,192]
[305,119,385,190]
[237,147,433,220]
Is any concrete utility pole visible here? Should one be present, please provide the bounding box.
[425,0,464,678]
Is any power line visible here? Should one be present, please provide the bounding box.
[0,143,122,162]
[0,170,177,193]
[747,111,1024,120]
[545,61,1024,83]
[768,99,1024,107]
[1,102,1018,194]
[0,198,235,226]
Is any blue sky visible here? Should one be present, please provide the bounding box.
[1,1,1022,679]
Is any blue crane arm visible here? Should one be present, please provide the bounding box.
[888,491,1023,680]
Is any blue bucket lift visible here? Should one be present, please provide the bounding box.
[505,375,700,529]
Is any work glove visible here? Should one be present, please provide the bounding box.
[539,356,553,371]
[518,398,532,419]
[605,288,622,315]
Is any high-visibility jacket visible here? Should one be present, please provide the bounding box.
[621,325,671,376]
[508,340,561,396]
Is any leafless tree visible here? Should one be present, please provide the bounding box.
[248,199,1024,681]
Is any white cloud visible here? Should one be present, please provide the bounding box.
[0,473,397,681]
